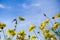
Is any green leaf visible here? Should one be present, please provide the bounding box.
[7,38,11,40]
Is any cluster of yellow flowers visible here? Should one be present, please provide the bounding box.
[0,22,6,29]
[41,28,57,40]
[30,35,37,40]
[0,13,60,40]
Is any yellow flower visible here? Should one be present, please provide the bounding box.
[18,16,25,21]
[17,30,26,40]
[39,19,49,30]
[43,29,49,33]
[18,30,26,36]
[0,22,6,29]
[52,13,60,19]
[48,32,54,38]
[52,22,59,29]
[51,37,57,40]
[28,24,36,32]
[43,19,49,24]
[44,33,49,38]
[44,32,54,38]
[6,29,16,36]
[16,38,20,40]
[39,23,46,30]
[30,35,37,39]
[25,38,30,40]
[31,39,35,40]
[16,35,24,40]
[16,37,23,40]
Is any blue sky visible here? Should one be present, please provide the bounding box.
[0,0,60,40]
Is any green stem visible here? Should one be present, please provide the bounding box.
[39,33,42,40]
[38,30,42,40]
[2,29,6,40]
[14,24,17,31]
[33,30,39,40]
[0,35,1,40]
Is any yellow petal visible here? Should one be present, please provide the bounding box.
[18,16,25,21]
[28,24,36,32]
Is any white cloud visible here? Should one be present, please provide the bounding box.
[0,4,5,8]
[22,3,40,9]
[0,4,12,10]
[22,3,29,9]
[32,3,40,7]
